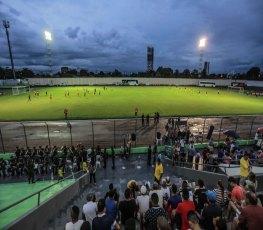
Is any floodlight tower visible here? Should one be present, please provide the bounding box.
[44,31,52,76]
[198,38,206,78]
[3,20,16,79]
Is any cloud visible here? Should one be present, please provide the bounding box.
[0,0,262,73]
[64,26,80,39]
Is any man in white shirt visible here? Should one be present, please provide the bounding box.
[136,186,150,229]
[65,206,84,230]
[82,194,97,226]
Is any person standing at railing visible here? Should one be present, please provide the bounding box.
[26,158,35,184]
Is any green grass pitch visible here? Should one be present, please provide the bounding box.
[0,86,262,121]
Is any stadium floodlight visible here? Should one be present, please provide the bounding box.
[198,38,207,77]
[44,31,52,41]
[44,31,52,76]
[3,20,16,79]
[199,38,206,48]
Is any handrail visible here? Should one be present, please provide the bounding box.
[0,170,83,214]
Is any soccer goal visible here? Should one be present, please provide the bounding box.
[227,86,245,94]
[12,86,30,96]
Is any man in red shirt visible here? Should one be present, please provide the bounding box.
[227,177,244,220]
[175,189,195,230]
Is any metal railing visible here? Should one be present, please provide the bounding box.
[0,115,262,153]
[0,170,83,214]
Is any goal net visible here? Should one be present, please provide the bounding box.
[12,86,30,96]
[227,86,245,94]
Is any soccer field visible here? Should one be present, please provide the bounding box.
[0,86,262,121]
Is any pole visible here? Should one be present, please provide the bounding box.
[113,120,116,147]
[0,128,6,154]
[201,118,206,143]
[45,122,51,147]
[249,117,256,139]
[46,41,52,76]
[235,117,239,133]
[21,123,28,148]
[3,20,16,79]
[91,121,94,147]
[218,117,224,142]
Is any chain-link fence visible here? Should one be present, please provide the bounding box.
[0,115,262,153]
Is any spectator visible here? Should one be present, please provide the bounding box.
[82,194,97,226]
[161,179,170,201]
[157,216,170,230]
[118,188,137,225]
[149,182,164,208]
[175,188,195,230]
[92,199,120,230]
[231,192,263,230]
[194,179,207,213]
[144,193,168,230]
[125,218,136,230]
[213,180,228,208]
[179,180,194,202]
[212,217,227,230]
[136,185,149,229]
[244,172,257,191]
[105,190,117,219]
[240,152,250,186]
[154,158,163,185]
[227,177,244,220]
[187,211,201,230]
[104,183,119,203]
[200,191,222,230]
[166,184,182,229]
[258,150,263,164]
[65,206,84,230]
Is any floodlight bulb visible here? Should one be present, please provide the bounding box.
[44,31,52,41]
[199,38,206,48]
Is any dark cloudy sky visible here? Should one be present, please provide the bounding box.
[0,0,262,73]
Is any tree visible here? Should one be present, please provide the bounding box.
[191,69,199,78]
[68,69,78,75]
[112,69,122,77]
[0,67,5,79]
[182,69,190,78]
[80,69,88,77]
[174,69,180,78]
[247,67,261,80]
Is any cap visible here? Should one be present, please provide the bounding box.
[205,191,216,202]
[166,176,171,186]
[140,185,147,194]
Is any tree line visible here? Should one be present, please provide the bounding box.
[0,66,261,80]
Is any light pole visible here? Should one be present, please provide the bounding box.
[198,38,206,78]
[44,31,52,76]
[3,20,16,79]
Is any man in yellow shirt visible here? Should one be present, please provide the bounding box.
[240,153,250,186]
[154,158,163,184]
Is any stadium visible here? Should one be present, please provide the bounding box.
[1,1,263,230]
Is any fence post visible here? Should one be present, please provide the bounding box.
[249,117,256,139]
[114,120,116,147]
[0,128,5,154]
[201,118,206,143]
[91,121,94,147]
[45,122,51,147]
[218,117,224,142]
[37,192,40,206]
[235,117,239,133]
[66,121,73,147]
[21,122,28,148]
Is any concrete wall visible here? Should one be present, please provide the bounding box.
[28,77,237,86]
[5,174,89,230]
[174,166,229,189]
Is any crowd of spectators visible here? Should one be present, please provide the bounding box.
[0,144,110,182]
[64,175,263,230]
